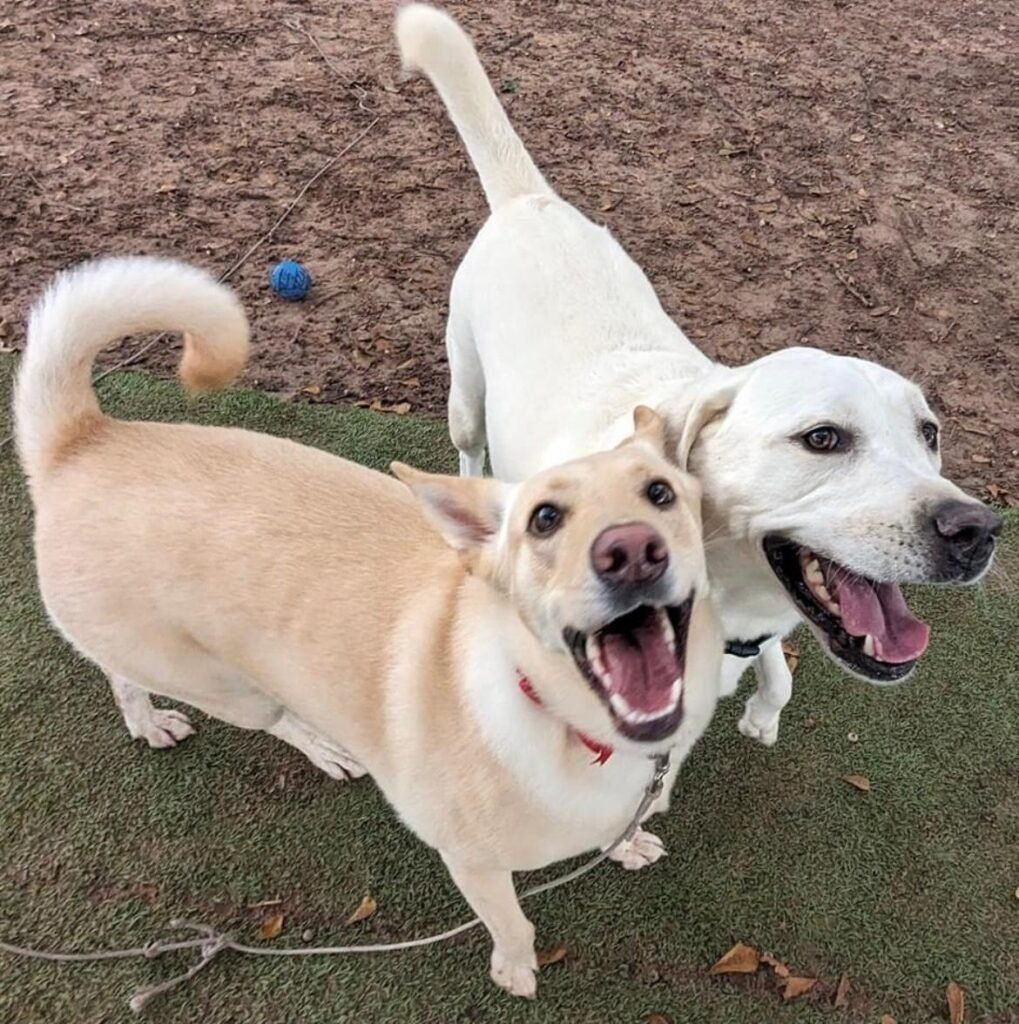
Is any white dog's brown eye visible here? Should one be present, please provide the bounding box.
[646,480,675,507]
[921,421,939,450]
[529,503,562,536]
[802,426,843,452]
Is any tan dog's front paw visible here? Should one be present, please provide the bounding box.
[132,708,195,749]
[491,951,537,998]
[607,827,666,870]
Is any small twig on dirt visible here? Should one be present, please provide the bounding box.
[834,268,875,309]
[218,121,379,283]
[493,31,534,54]
[284,17,378,115]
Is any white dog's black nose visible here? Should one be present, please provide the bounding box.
[932,499,1002,571]
[592,523,669,585]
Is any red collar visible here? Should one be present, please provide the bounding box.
[517,672,614,765]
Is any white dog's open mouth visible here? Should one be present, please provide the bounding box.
[763,536,930,682]
[563,597,692,741]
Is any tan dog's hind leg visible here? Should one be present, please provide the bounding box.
[268,712,367,782]
[110,674,195,749]
[442,856,537,998]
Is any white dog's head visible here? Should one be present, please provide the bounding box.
[676,347,1002,684]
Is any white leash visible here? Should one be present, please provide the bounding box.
[1,752,672,1013]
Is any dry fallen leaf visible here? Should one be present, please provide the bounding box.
[536,945,568,969]
[880,1016,896,1024]
[345,894,377,925]
[257,912,284,940]
[843,774,871,792]
[833,972,851,1008]
[782,639,799,674]
[760,952,790,979]
[645,1015,671,1024]
[783,976,817,1000]
[302,384,322,397]
[709,941,760,975]
[947,981,965,1024]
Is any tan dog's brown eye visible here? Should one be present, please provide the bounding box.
[646,480,675,507]
[528,503,562,536]
[802,425,844,453]
[921,421,939,450]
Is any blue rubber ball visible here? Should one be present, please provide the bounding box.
[269,260,312,301]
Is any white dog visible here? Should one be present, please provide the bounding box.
[16,256,722,997]
[396,4,1002,746]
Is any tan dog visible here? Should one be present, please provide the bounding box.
[15,257,722,998]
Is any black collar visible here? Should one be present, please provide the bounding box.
[724,634,774,658]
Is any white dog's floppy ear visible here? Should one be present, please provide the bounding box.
[391,462,510,552]
[674,372,746,470]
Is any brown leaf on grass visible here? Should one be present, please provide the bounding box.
[301,384,322,397]
[947,981,965,1024]
[880,1016,896,1024]
[645,1015,671,1024]
[257,912,284,940]
[760,952,790,978]
[843,774,871,792]
[782,639,799,674]
[833,972,851,1008]
[709,942,760,975]
[345,895,377,925]
[783,976,817,1000]
[368,399,411,416]
[536,945,568,969]
[971,454,991,465]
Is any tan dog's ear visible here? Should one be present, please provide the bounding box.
[631,405,668,455]
[674,372,746,470]
[391,462,510,552]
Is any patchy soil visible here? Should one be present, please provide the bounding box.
[3,0,1017,497]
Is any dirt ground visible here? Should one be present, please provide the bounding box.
[3,0,1017,498]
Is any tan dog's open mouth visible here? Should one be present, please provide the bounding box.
[564,596,693,742]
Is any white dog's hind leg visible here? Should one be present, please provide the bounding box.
[737,640,792,747]
[268,712,367,781]
[446,311,487,477]
[110,674,195,749]
[443,856,537,998]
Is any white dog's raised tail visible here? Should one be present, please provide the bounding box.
[396,3,553,209]
[15,256,249,478]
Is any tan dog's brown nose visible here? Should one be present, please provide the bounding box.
[591,523,669,585]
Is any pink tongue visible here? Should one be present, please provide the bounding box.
[599,617,680,713]
[827,572,930,664]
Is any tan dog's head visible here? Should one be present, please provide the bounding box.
[393,408,718,744]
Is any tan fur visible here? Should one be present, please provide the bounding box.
[18,257,723,998]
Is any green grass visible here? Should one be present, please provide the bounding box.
[1,356,1016,1024]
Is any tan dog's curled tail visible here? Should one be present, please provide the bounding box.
[15,256,249,477]
[395,3,553,210]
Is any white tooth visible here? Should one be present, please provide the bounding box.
[825,599,841,616]
[862,635,875,657]
[610,692,631,717]
[659,610,676,646]
[806,559,823,584]
[815,582,832,602]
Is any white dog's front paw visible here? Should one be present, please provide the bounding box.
[132,708,195,749]
[737,700,781,747]
[491,951,537,998]
[607,828,667,870]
